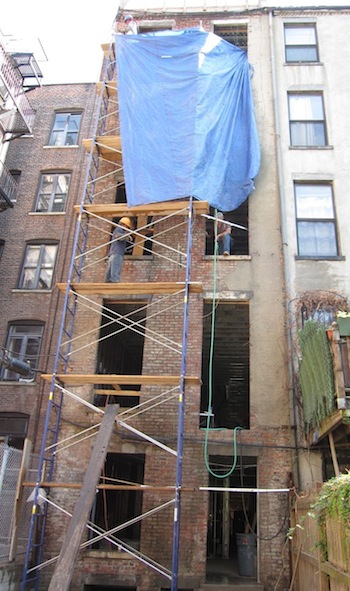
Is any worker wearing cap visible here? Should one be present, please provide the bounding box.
[105,217,134,282]
[124,14,138,35]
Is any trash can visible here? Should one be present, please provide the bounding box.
[236,533,257,577]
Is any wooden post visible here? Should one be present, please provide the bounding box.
[48,404,117,591]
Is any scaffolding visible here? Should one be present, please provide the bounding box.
[20,36,207,591]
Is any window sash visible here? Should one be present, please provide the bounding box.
[49,113,81,146]
[35,173,70,212]
[19,244,58,289]
[1,324,43,381]
[289,94,326,146]
[295,184,338,256]
[284,25,318,62]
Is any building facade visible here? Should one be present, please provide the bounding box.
[0,2,349,591]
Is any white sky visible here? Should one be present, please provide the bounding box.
[2,0,119,84]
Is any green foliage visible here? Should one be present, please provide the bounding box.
[298,320,335,431]
[312,473,350,558]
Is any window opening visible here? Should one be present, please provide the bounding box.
[90,453,145,550]
[9,170,21,202]
[49,112,82,146]
[0,322,43,381]
[18,242,58,289]
[205,203,248,256]
[213,23,248,50]
[200,302,249,429]
[284,23,318,63]
[0,412,29,449]
[295,183,338,257]
[94,302,146,408]
[288,92,327,147]
[206,456,256,581]
[35,173,70,212]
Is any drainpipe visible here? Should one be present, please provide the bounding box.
[268,9,301,489]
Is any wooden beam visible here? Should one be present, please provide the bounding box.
[56,281,203,295]
[96,81,117,96]
[74,200,209,217]
[82,136,122,162]
[328,431,340,476]
[41,374,201,386]
[94,389,140,396]
[307,409,345,444]
[48,404,117,591]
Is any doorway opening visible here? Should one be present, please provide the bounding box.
[206,455,257,583]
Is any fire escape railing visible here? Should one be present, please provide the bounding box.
[0,42,35,136]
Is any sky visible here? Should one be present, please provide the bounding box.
[2,0,120,84]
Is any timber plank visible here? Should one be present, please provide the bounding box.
[47,404,117,591]
[56,281,203,295]
[41,374,201,386]
[74,199,209,217]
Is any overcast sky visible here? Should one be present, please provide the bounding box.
[2,0,119,84]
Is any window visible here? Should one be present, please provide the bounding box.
[94,302,145,408]
[35,173,70,212]
[205,203,249,256]
[0,323,44,381]
[18,242,58,289]
[49,112,82,146]
[295,183,338,257]
[8,170,21,203]
[288,93,327,147]
[201,302,249,429]
[0,240,4,261]
[284,24,318,63]
[0,412,29,449]
[213,23,248,50]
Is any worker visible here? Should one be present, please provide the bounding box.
[105,217,134,283]
[215,212,232,256]
[124,14,138,35]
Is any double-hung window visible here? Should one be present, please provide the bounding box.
[35,173,70,212]
[49,112,82,146]
[18,242,58,289]
[0,323,44,381]
[295,183,338,257]
[284,24,318,63]
[288,93,327,147]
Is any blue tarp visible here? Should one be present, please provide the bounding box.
[115,28,260,212]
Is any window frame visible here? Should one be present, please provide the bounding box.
[48,111,82,147]
[294,182,339,258]
[18,241,59,290]
[34,172,71,213]
[0,322,44,382]
[288,92,327,147]
[284,23,319,63]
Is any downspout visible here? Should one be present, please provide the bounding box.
[268,9,301,489]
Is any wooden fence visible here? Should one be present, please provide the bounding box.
[290,494,350,590]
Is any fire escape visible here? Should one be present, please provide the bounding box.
[0,38,41,211]
[21,36,207,591]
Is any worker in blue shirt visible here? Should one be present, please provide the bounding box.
[105,217,134,282]
[215,212,232,256]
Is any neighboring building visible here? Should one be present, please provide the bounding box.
[0,2,349,591]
